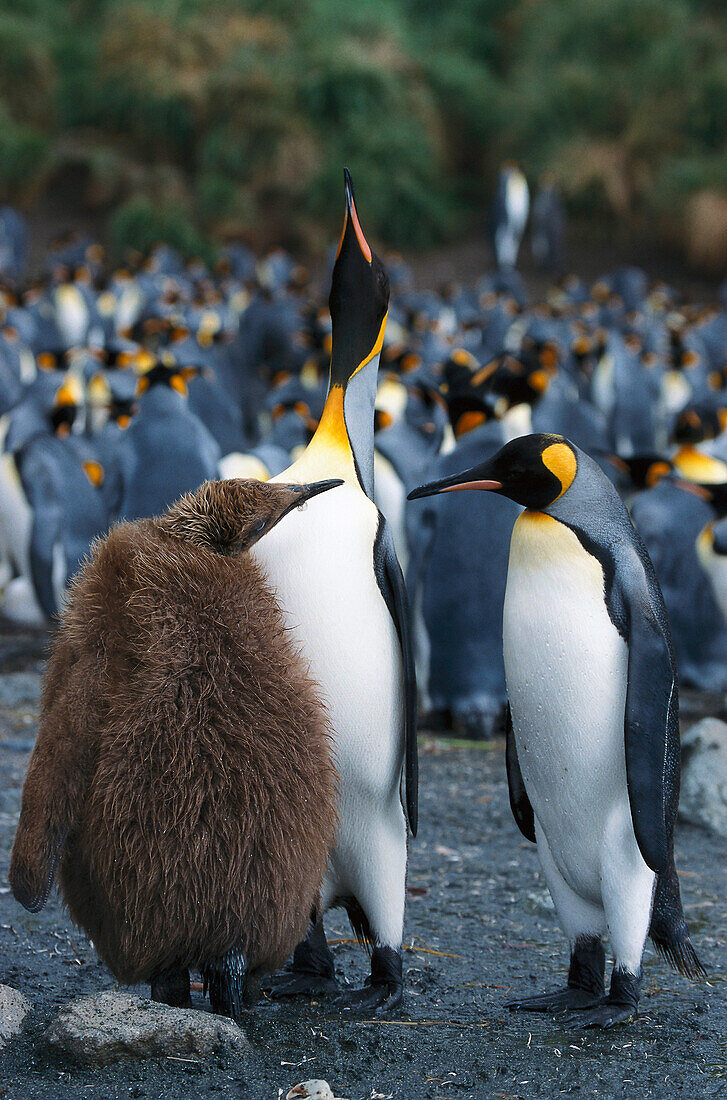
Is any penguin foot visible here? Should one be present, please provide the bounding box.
[335,946,403,1016]
[202,947,249,1024]
[506,987,600,1013]
[563,1000,637,1030]
[266,968,341,1000]
[507,937,605,1013]
[150,966,191,1008]
[265,916,340,1000]
[563,967,641,1031]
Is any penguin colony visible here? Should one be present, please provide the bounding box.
[10,477,340,1020]
[4,170,718,1028]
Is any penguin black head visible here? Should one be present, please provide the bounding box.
[134,351,197,398]
[408,432,578,511]
[159,478,344,557]
[605,453,674,491]
[296,170,389,498]
[51,374,84,437]
[328,168,389,389]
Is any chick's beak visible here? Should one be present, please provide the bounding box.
[290,479,345,505]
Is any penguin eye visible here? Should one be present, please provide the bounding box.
[251,518,266,536]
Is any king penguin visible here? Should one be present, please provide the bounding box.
[409,433,704,1028]
[251,169,417,1013]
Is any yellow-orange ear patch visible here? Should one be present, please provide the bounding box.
[83,460,104,488]
[673,444,727,484]
[646,461,671,488]
[455,410,487,437]
[541,441,577,498]
[349,311,388,380]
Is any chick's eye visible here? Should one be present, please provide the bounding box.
[252,518,266,535]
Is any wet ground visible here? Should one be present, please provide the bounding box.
[0,626,724,1100]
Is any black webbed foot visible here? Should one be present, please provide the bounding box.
[507,987,600,1013]
[150,966,191,1008]
[335,946,403,1016]
[265,915,340,1000]
[564,999,637,1030]
[267,969,341,999]
[564,967,641,1031]
[506,936,605,1014]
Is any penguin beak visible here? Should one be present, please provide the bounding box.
[336,168,372,264]
[289,479,345,507]
[408,466,502,500]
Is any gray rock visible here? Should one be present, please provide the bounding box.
[0,985,31,1047]
[44,991,250,1065]
[0,672,41,707]
[680,718,727,837]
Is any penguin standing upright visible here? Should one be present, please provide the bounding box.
[531,180,565,273]
[410,433,703,1028]
[114,356,221,521]
[10,478,341,1021]
[492,163,530,270]
[252,171,417,1012]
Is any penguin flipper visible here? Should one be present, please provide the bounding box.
[10,631,96,912]
[374,515,418,836]
[621,564,675,874]
[505,703,536,843]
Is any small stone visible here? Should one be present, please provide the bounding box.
[0,985,31,1047]
[44,991,250,1065]
[680,718,727,837]
[287,1082,343,1100]
[523,889,555,916]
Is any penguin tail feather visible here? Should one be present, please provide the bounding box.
[650,935,706,982]
[343,899,374,956]
[649,857,707,981]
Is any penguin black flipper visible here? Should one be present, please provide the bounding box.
[505,702,536,843]
[374,515,418,836]
[618,555,676,874]
[20,452,63,620]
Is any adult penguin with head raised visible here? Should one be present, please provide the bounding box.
[254,170,417,1014]
[409,433,704,1028]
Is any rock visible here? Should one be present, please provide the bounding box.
[44,991,249,1065]
[0,985,31,1047]
[287,1083,345,1100]
[680,718,727,836]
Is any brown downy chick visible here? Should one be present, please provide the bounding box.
[10,478,342,1022]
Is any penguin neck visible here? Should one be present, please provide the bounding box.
[284,355,379,497]
[142,385,186,415]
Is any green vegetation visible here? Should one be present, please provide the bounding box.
[0,0,726,258]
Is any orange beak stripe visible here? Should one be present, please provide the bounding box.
[441,479,502,493]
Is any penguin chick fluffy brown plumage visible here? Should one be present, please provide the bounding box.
[10,477,342,1020]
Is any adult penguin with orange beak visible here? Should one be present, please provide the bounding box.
[409,434,703,1028]
[253,170,417,1014]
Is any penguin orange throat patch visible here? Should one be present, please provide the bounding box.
[285,384,358,483]
[673,444,727,484]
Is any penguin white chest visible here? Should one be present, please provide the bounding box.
[503,511,630,901]
[251,483,404,801]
